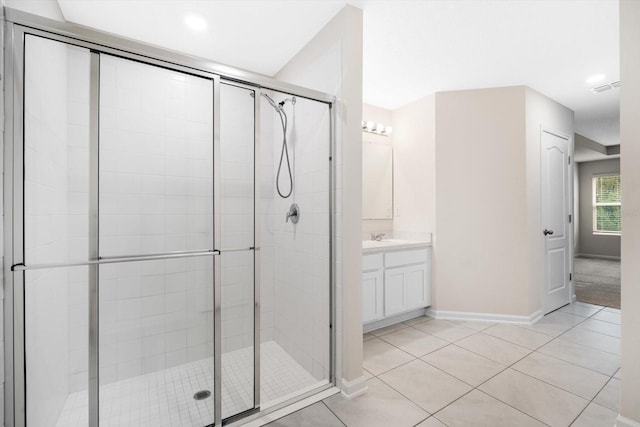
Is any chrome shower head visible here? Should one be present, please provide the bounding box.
[261,93,281,111]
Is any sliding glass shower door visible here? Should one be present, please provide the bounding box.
[96,54,218,426]
[19,34,260,427]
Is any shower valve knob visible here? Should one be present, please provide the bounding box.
[286,203,300,224]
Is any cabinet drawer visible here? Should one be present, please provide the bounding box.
[363,253,383,271]
[385,248,428,268]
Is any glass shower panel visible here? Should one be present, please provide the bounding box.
[25,266,90,427]
[219,83,256,419]
[99,55,214,257]
[259,94,331,406]
[24,35,91,265]
[98,257,215,426]
[23,34,92,427]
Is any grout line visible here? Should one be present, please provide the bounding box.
[318,400,347,427]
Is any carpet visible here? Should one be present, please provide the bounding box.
[574,256,621,309]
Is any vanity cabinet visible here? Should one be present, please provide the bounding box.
[362,247,431,324]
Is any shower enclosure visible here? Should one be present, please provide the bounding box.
[4,10,334,427]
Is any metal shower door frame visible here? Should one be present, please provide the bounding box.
[4,8,337,427]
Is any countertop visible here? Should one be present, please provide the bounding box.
[362,239,431,254]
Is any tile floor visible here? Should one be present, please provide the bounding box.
[56,341,321,427]
[269,302,621,427]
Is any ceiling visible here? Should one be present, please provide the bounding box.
[20,0,620,146]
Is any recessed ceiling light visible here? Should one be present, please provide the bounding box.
[185,14,207,31]
[586,74,606,84]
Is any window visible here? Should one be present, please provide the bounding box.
[593,174,621,235]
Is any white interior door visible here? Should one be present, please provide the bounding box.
[541,129,572,314]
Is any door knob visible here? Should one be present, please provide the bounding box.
[543,229,554,236]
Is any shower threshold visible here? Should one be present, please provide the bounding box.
[55,341,320,427]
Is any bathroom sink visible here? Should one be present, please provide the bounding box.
[362,239,409,248]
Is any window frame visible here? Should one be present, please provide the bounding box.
[592,173,622,236]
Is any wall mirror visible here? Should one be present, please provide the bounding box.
[362,140,393,219]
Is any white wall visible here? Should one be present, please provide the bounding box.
[576,158,621,258]
[434,86,573,317]
[275,5,364,396]
[391,96,436,240]
[4,0,64,20]
[435,86,528,315]
[619,0,640,424]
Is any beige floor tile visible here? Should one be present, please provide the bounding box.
[421,344,505,386]
[591,309,621,325]
[370,322,409,337]
[323,377,428,427]
[614,368,621,379]
[571,402,618,427]
[266,402,344,427]
[559,302,603,317]
[520,311,585,337]
[593,377,621,412]
[480,369,588,427]
[363,333,376,342]
[412,319,477,342]
[450,319,496,331]
[512,351,610,399]
[380,327,449,357]
[483,324,553,349]
[456,333,531,365]
[416,416,447,427]
[538,339,620,376]
[362,368,374,380]
[577,318,621,338]
[379,359,472,414]
[435,389,545,427]
[363,338,415,375]
[561,328,621,355]
[403,315,432,326]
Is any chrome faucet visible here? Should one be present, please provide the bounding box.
[370,233,385,241]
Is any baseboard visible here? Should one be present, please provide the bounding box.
[363,308,428,333]
[340,375,368,399]
[616,415,640,427]
[426,308,543,325]
[576,253,621,261]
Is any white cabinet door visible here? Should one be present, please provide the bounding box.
[384,264,429,316]
[384,268,407,316]
[362,270,384,323]
[406,265,429,310]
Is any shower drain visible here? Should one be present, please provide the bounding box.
[193,390,212,401]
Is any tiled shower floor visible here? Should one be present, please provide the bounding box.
[55,341,321,427]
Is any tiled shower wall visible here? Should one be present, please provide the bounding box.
[263,95,331,381]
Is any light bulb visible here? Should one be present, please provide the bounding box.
[586,74,606,85]
[185,14,207,31]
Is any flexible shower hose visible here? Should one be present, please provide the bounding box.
[276,106,293,198]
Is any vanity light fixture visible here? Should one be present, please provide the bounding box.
[362,120,393,136]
